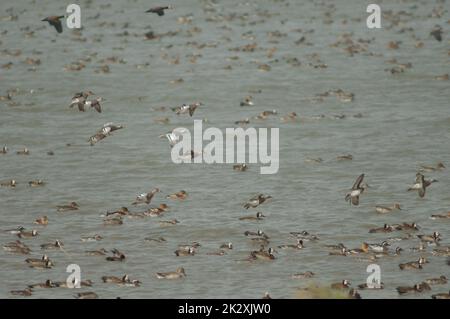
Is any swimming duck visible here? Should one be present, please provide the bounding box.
[56,201,79,212]
[166,190,187,200]
[256,110,277,120]
[235,118,250,126]
[425,275,447,285]
[430,211,450,220]
[292,271,315,279]
[40,240,63,250]
[3,240,31,254]
[17,229,38,239]
[156,267,186,279]
[54,279,93,288]
[394,222,420,231]
[132,188,160,205]
[399,257,428,270]
[328,247,349,256]
[42,16,65,33]
[85,248,108,256]
[345,174,366,206]
[367,241,390,253]
[411,242,427,252]
[0,146,8,154]
[244,229,268,238]
[243,194,272,209]
[420,162,445,172]
[81,234,103,242]
[75,292,98,299]
[240,96,254,106]
[432,291,450,299]
[106,249,126,261]
[289,231,319,241]
[4,226,25,234]
[397,282,431,294]
[239,212,265,221]
[0,179,16,187]
[28,259,53,269]
[103,217,123,225]
[417,231,441,244]
[16,148,29,155]
[104,207,129,218]
[278,239,304,250]
[103,274,140,287]
[233,164,248,171]
[250,247,276,261]
[146,5,174,16]
[174,247,195,256]
[357,282,384,290]
[432,247,450,257]
[28,180,45,188]
[369,224,393,233]
[10,288,33,296]
[375,203,401,214]
[28,279,56,289]
[325,243,346,251]
[280,112,297,123]
[159,219,179,226]
[331,280,351,290]
[25,254,49,265]
[336,154,353,161]
[144,204,169,217]
[33,216,48,225]
[348,243,369,255]
[220,242,233,250]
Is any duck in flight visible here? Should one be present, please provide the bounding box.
[345,174,367,206]
[146,5,174,16]
[42,16,65,33]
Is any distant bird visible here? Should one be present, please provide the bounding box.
[146,5,174,16]
[156,267,186,279]
[172,102,202,116]
[345,174,366,205]
[375,203,401,214]
[420,162,445,172]
[244,194,272,209]
[42,16,64,33]
[33,214,47,224]
[430,25,443,42]
[331,280,351,290]
[56,201,79,212]
[84,97,104,113]
[75,292,98,299]
[89,123,123,146]
[408,172,437,198]
[161,128,189,147]
[70,91,94,111]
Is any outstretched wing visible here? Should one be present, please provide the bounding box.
[351,196,359,206]
[93,101,102,113]
[50,20,63,33]
[352,174,364,190]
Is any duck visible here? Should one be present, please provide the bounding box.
[369,224,394,233]
[397,282,431,294]
[367,241,390,253]
[394,222,420,231]
[348,243,369,255]
[42,16,65,33]
[0,146,8,154]
[430,211,450,220]
[81,234,103,242]
[28,259,53,269]
[171,102,202,116]
[145,204,169,217]
[329,247,349,256]
[331,280,351,290]
[159,219,179,226]
[233,164,248,171]
[132,188,160,205]
[408,173,436,198]
[85,248,108,256]
[411,242,427,252]
[103,217,123,225]
[177,242,201,251]
[174,247,195,256]
[10,288,33,296]
[357,282,384,290]
[235,118,250,126]
[16,147,30,155]
[56,202,79,212]
[166,190,187,200]
[28,279,56,289]
[289,231,319,242]
[28,180,44,187]
[83,97,103,113]
[239,212,265,221]
[240,96,254,106]
[432,291,450,299]
[146,5,174,16]
[106,249,126,261]
[89,122,124,146]
[399,257,428,270]
[325,243,346,251]
[54,279,93,288]
[250,247,276,261]
[280,112,297,123]
[244,194,272,209]
[345,174,366,206]
[3,240,31,254]
[375,203,401,214]
[17,229,38,239]
[0,179,16,187]
[33,216,48,225]
[75,292,98,299]
[420,162,445,172]
[156,267,186,279]
[104,207,129,218]
[432,247,450,257]
[40,240,63,250]
[25,254,49,265]
[244,229,268,238]
[220,242,233,250]
[417,231,441,244]
[292,271,315,279]
[278,239,304,250]
[103,275,140,287]
[425,275,447,285]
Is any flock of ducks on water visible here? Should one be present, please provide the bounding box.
[1,1,450,299]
